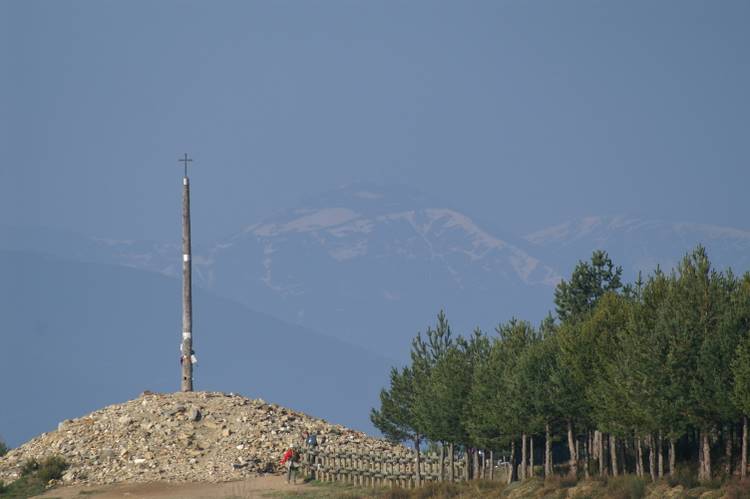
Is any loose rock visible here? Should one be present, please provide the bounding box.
[0,391,406,485]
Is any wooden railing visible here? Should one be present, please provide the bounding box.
[299,448,506,488]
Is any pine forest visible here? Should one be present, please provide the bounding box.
[372,246,750,484]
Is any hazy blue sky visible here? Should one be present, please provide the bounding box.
[2,0,748,244]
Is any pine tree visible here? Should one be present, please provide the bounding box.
[370,366,419,445]
[554,250,624,323]
[731,273,750,479]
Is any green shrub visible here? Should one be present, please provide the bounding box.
[0,438,8,457]
[19,458,39,477]
[36,456,68,482]
[18,456,67,482]
[0,455,69,498]
[667,464,699,489]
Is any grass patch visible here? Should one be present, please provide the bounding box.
[600,475,647,499]
[264,479,507,499]
[724,479,750,499]
[265,474,747,499]
[540,474,578,494]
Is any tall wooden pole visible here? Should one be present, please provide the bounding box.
[179,153,194,392]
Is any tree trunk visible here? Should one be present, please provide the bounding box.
[567,420,578,477]
[545,423,553,477]
[636,436,643,477]
[648,435,656,482]
[530,435,535,477]
[521,432,527,480]
[415,436,422,487]
[699,430,704,478]
[508,440,516,484]
[700,430,711,482]
[490,450,495,481]
[598,431,606,476]
[742,416,748,479]
[449,443,454,482]
[583,431,590,479]
[473,448,479,480]
[669,438,676,477]
[610,434,619,477]
[657,431,664,478]
[725,425,733,477]
[465,448,471,481]
[440,443,446,482]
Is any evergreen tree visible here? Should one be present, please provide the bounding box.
[554,250,624,476]
[731,273,750,479]
[371,366,419,445]
[554,250,624,323]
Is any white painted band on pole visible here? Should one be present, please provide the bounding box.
[183,254,190,262]
[182,332,192,339]
[183,178,188,185]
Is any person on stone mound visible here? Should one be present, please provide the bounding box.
[280,443,300,484]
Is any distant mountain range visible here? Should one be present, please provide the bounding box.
[0,250,392,448]
[524,215,750,281]
[3,184,749,447]
[3,185,750,359]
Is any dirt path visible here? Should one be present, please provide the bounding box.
[33,475,308,499]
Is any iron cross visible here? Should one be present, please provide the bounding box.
[178,153,193,177]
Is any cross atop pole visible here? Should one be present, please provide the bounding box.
[178,153,193,178]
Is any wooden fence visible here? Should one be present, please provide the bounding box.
[300,448,508,488]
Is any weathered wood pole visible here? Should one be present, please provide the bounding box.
[180,159,194,392]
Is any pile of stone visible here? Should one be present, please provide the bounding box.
[0,391,407,485]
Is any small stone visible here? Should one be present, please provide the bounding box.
[188,407,201,421]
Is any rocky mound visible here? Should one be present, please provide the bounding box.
[0,391,406,485]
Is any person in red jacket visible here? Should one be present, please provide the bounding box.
[280,443,300,484]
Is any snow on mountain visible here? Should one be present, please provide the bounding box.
[11,192,748,361]
[183,185,559,357]
[524,216,750,280]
